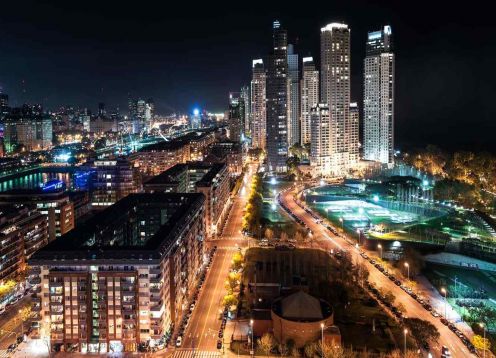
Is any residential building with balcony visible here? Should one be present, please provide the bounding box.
[29,193,205,353]
[143,162,230,238]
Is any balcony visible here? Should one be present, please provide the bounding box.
[150,304,162,312]
[149,275,162,284]
[29,276,41,285]
[149,268,161,275]
[29,266,41,275]
[150,295,161,302]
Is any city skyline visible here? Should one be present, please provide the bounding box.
[0,1,495,151]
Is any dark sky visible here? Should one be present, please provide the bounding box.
[0,1,495,151]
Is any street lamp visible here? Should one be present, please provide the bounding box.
[441,287,447,319]
[404,262,410,282]
[378,244,382,260]
[339,217,344,232]
[479,323,486,358]
[250,319,254,357]
[320,323,324,350]
[403,328,408,356]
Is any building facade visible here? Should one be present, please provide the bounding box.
[2,105,52,153]
[310,104,331,177]
[320,23,358,176]
[86,158,139,208]
[29,193,205,353]
[0,204,48,282]
[300,57,319,145]
[363,26,395,165]
[266,20,288,173]
[144,162,230,238]
[251,59,266,149]
[227,93,244,143]
[0,184,74,242]
[287,44,299,147]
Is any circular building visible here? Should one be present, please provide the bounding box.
[271,291,334,348]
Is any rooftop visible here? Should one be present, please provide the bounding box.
[29,192,204,264]
[144,162,226,187]
[272,291,333,322]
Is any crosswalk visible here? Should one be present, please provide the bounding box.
[0,350,10,358]
[173,349,221,358]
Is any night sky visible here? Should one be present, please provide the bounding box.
[0,1,494,151]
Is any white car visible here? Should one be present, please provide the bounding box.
[0,306,5,315]
[176,336,182,347]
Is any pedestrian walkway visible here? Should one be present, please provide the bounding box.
[0,349,9,358]
[173,349,220,358]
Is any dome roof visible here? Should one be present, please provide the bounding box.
[280,291,323,320]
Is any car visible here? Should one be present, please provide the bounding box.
[441,345,451,357]
[0,306,5,315]
[423,304,432,311]
[440,318,448,325]
[16,336,23,344]
[218,331,223,338]
[394,280,401,286]
[217,340,223,349]
[190,303,195,311]
[410,293,418,299]
[7,343,17,353]
[176,336,183,347]
[431,311,440,317]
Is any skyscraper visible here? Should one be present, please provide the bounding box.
[363,25,395,165]
[251,59,266,149]
[228,93,243,142]
[266,20,288,173]
[287,44,299,146]
[320,23,358,176]
[240,85,251,137]
[300,57,319,145]
[310,104,331,176]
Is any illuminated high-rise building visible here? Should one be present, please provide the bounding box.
[266,20,288,172]
[228,93,244,142]
[310,104,331,176]
[300,57,319,145]
[251,59,266,149]
[240,85,251,137]
[320,23,358,176]
[287,44,299,146]
[363,25,395,165]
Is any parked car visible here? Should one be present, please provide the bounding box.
[7,343,17,353]
[176,336,183,347]
[217,340,223,349]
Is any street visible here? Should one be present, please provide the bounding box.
[181,163,257,351]
[0,295,31,356]
[279,185,476,358]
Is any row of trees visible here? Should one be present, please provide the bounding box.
[256,332,430,358]
[222,251,244,309]
[242,174,263,234]
[404,145,496,210]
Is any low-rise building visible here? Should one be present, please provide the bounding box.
[29,193,205,353]
[144,162,230,237]
[0,204,48,283]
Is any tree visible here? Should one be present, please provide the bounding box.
[382,290,395,306]
[232,252,244,271]
[356,263,369,286]
[304,342,317,358]
[258,333,275,357]
[295,230,305,244]
[320,343,356,358]
[265,228,274,240]
[397,302,406,314]
[404,318,440,344]
[472,334,491,351]
[222,294,238,308]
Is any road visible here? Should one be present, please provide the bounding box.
[181,164,257,351]
[0,295,31,356]
[279,185,476,358]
